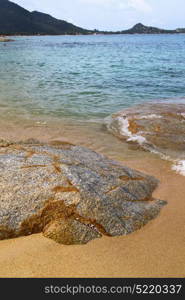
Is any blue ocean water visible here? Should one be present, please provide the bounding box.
[0,34,185,121]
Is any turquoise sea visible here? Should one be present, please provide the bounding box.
[1,34,185,173]
[0,34,185,121]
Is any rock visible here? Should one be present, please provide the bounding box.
[43,219,101,245]
[0,139,13,147]
[106,102,185,161]
[0,37,13,42]
[0,140,166,245]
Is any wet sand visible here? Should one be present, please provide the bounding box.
[0,121,185,278]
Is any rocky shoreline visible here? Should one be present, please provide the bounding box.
[0,36,13,42]
[106,102,185,176]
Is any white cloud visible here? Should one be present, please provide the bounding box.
[80,0,152,13]
[128,0,152,13]
[79,0,152,14]
[16,0,152,14]
[79,0,118,6]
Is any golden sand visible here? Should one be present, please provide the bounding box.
[0,155,184,278]
[0,118,185,277]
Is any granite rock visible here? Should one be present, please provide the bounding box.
[0,140,166,245]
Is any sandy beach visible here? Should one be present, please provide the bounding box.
[1,0,185,282]
[0,140,184,278]
[0,37,13,42]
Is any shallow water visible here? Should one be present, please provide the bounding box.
[1,34,185,121]
[106,101,185,175]
[0,34,185,170]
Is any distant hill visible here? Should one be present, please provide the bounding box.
[96,23,185,35]
[0,0,185,36]
[0,0,90,35]
[176,28,185,33]
[120,23,177,34]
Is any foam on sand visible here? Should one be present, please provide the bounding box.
[172,160,185,176]
[138,114,162,120]
[117,116,147,145]
[106,102,185,176]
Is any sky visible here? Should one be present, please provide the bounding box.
[13,0,185,31]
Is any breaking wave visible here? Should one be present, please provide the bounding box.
[105,101,185,176]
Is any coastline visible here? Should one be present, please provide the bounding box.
[0,37,13,42]
[0,122,184,278]
[1,2,185,280]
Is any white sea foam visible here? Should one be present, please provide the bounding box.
[139,114,162,120]
[172,160,185,176]
[127,135,146,144]
[148,148,172,162]
[118,117,147,145]
[117,116,185,177]
[106,114,185,177]
[145,148,185,177]
[177,113,185,119]
[35,121,47,126]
